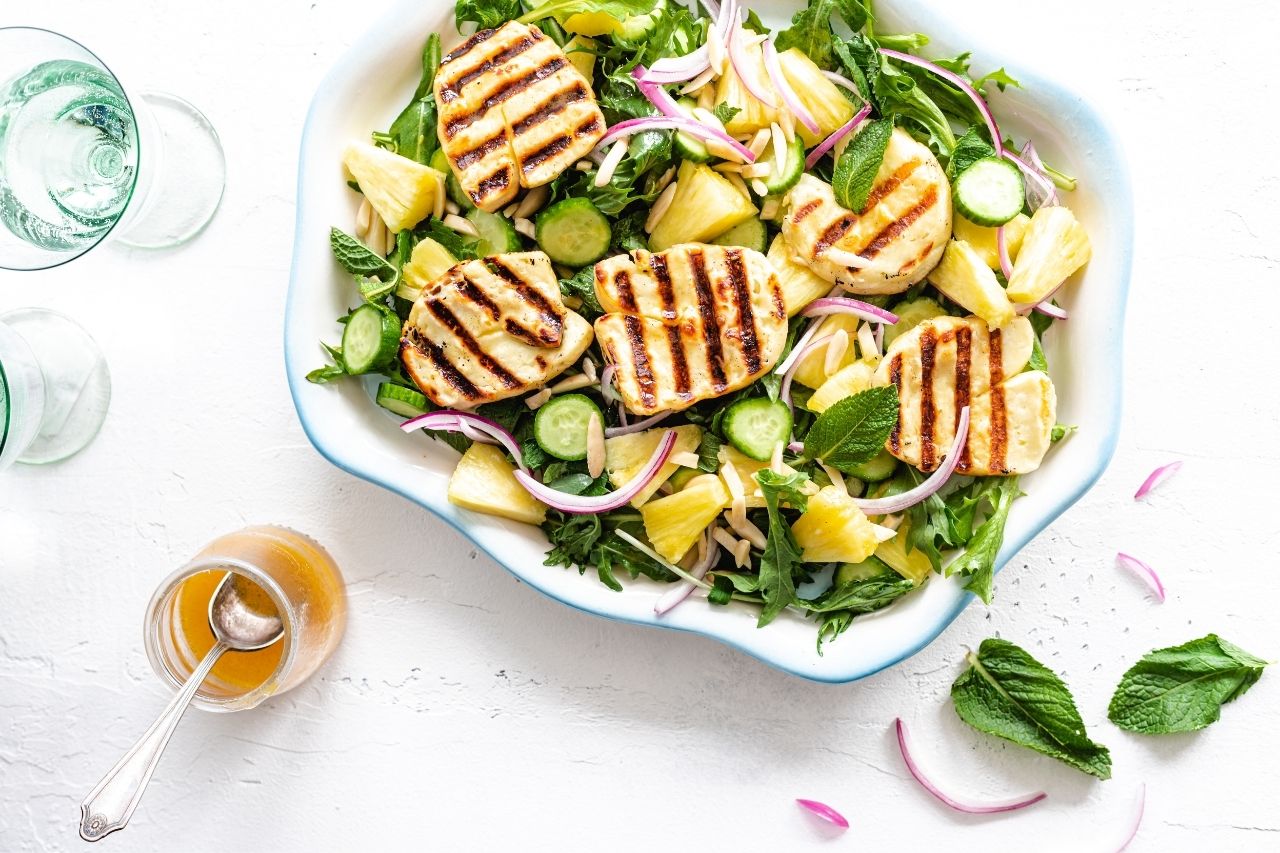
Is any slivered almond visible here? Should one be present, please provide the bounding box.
[820,462,847,495]
[728,498,747,530]
[714,162,744,174]
[725,171,752,199]
[356,198,372,235]
[779,110,795,143]
[748,128,772,158]
[734,538,752,566]
[582,358,598,382]
[669,451,702,469]
[524,388,553,410]
[731,516,767,550]
[750,178,769,196]
[503,202,520,217]
[515,184,550,219]
[514,217,537,239]
[549,373,595,394]
[655,165,677,193]
[858,321,880,362]
[445,200,461,216]
[824,329,850,376]
[432,176,446,220]
[770,122,788,175]
[707,25,726,75]
[741,162,772,179]
[443,213,479,237]
[712,526,740,553]
[680,67,717,95]
[872,523,898,543]
[596,140,628,187]
[692,107,727,134]
[587,412,606,478]
[719,452,745,501]
[769,441,784,475]
[645,180,679,233]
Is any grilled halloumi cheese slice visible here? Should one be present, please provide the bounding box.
[872,315,1056,476]
[401,252,593,408]
[781,129,951,295]
[593,244,788,416]
[434,22,606,212]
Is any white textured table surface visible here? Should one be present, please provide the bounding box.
[2,1,1278,850]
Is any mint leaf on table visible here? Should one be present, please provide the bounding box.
[1107,634,1269,734]
[803,385,899,473]
[753,469,810,627]
[952,638,1112,779]
[832,118,893,212]
[946,476,1023,604]
[330,228,398,282]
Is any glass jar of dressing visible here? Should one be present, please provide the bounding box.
[143,526,347,712]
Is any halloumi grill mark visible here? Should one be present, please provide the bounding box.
[401,252,593,408]
[434,22,607,212]
[593,245,788,416]
[781,128,952,295]
[874,315,1056,477]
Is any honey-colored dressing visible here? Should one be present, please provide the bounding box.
[173,570,282,693]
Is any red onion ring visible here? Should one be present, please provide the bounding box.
[820,70,866,101]
[779,334,835,409]
[853,407,969,514]
[1019,140,1059,210]
[1003,149,1058,207]
[804,104,871,169]
[880,48,1003,154]
[763,38,815,131]
[655,531,720,615]
[727,5,777,108]
[996,226,1014,279]
[631,66,685,118]
[515,430,677,514]
[802,296,899,325]
[600,364,619,404]
[401,411,525,470]
[795,799,849,830]
[1134,460,1182,500]
[595,116,756,162]
[1115,552,1165,603]
[644,0,734,83]
[1033,301,1069,320]
[605,409,673,438]
[1115,783,1146,851]
[895,718,1047,814]
[787,441,805,454]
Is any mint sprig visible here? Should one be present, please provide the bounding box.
[802,385,899,473]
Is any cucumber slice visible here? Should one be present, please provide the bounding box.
[722,397,793,461]
[835,554,895,586]
[466,207,522,256]
[763,135,805,195]
[341,304,400,374]
[615,0,667,42]
[711,218,767,254]
[884,296,946,347]
[376,382,428,418]
[535,198,611,267]
[533,393,604,461]
[952,157,1025,226]
[430,148,470,208]
[673,98,712,163]
[845,448,898,482]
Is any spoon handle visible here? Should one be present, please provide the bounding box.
[80,640,230,842]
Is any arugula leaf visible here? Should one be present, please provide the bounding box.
[1107,634,1269,734]
[774,0,872,69]
[455,0,521,29]
[330,228,397,281]
[832,118,893,212]
[816,611,854,653]
[800,572,913,614]
[947,476,1022,604]
[754,469,809,627]
[306,361,347,384]
[1050,424,1076,443]
[543,512,676,592]
[946,126,996,180]
[559,266,603,318]
[952,638,1113,779]
[517,0,656,26]
[1027,336,1049,373]
[386,34,442,164]
[803,385,900,473]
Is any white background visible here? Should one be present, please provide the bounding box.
[2,1,1278,850]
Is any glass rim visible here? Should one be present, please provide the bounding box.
[0,345,10,459]
[143,554,300,713]
[0,25,142,272]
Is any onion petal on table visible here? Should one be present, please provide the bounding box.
[1115,552,1166,602]
[802,296,899,326]
[515,430,677,514]
[401,411,525,470]
[853,408,970,514]
[804,104,871,168]
[1115,783,1146,852]
[895,718,1047,814]
[1134,460,1182,500]
[595,116,756,162]
[795,798,850,829]
[779,334,835,409]
[763,38,816,132]
[604,409,673,438]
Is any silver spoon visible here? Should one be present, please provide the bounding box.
[79,571,284,842]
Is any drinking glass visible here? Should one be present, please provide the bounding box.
[0,27,226,271]
[0,307,110,468]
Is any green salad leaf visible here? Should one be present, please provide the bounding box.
[455,0,521,29]
[803,385,900,473]
[832,118,893,212]
[754,469,810,627]
[946,476,1022,604]
[558,266,604,318]
[386,34,442,164]
[517,0,657,26]
[946,126,996,180]
[953,638,1113,779]
[330,227,398,282]
[775,0,873,69]
[1108,634,1269,734]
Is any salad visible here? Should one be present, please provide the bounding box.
[308,0,1091,652]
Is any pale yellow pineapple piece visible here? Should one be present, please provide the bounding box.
[640,474,730,562]
[768,235,831,317]
[719,445,769,508]
[1006,206,1092,304]
[716,44,780,137]
[448,443,547,525]
[564,35,598,80]
[792,314,862,389]
[343,141,442,233]
[807,361,875,413]
[561,12,619,36]
[952,212,1031,270]
[873,521,932,585]
[929,240,1016,329]
[791,485,879,564]
[649,161,758,251]
[605,425,703,508]
[396,237,458,302]
[777,49,857,147]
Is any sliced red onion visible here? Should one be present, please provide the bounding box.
[644,0,734,83]
[820,70,866,100]
[880,49,1002,154]
[655,532,720,615]
[631,66,685,118]
[1033,301,1069,320]
[401,411,525,470]
[515,430,677,514]
[596,116,756,162]
[728,6,777,108]
[795,799,849,830]
[895,718,1047,814]
[804,104,872,168]
[1115,552,1165,603]
[1002,149,1058,208]
[1014,280,1067,317]
[1020,141,1059,210]
[780,334,835,409]
[605,409,673,438]
[802,297,899,325]
[996,226,1014,279]
[616,403,629,427]
[1116,783,1146,852]
[600,364,620,404]
[853,407,969,513]
[787,441,805,454]
[873,323,885,354]
[1134,461,1182,500]
[763,39,815,132]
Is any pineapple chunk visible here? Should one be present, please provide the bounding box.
[778,49,857,147]
[564,35,598,81]
[605,424,702,507]
[952,212,1031,270]
[792,314,862,389]
[719,445,769,508]
[768,235,830,317]
[561,12,621,36]
[448,443,547,525]
[1006,206,1092,304]
[791,486,879,564]
[715,44,780,137]
[397,237,457,302]
[641,474,730,562]
[649,161,758,251]
[873,521,932,585]
[343,141,442,233]
[808,361,875,413]
[929,240,1016,329]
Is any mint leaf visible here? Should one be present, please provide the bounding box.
[1107,634,1269,734]
[832,118,893,212]
[330,228,397,282]
[952,638,1112,779]
[712,103,742,126]
[754,469,809,627]
[947,125,996,180]
[947,476,1022,604]
[803,385,899,473]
